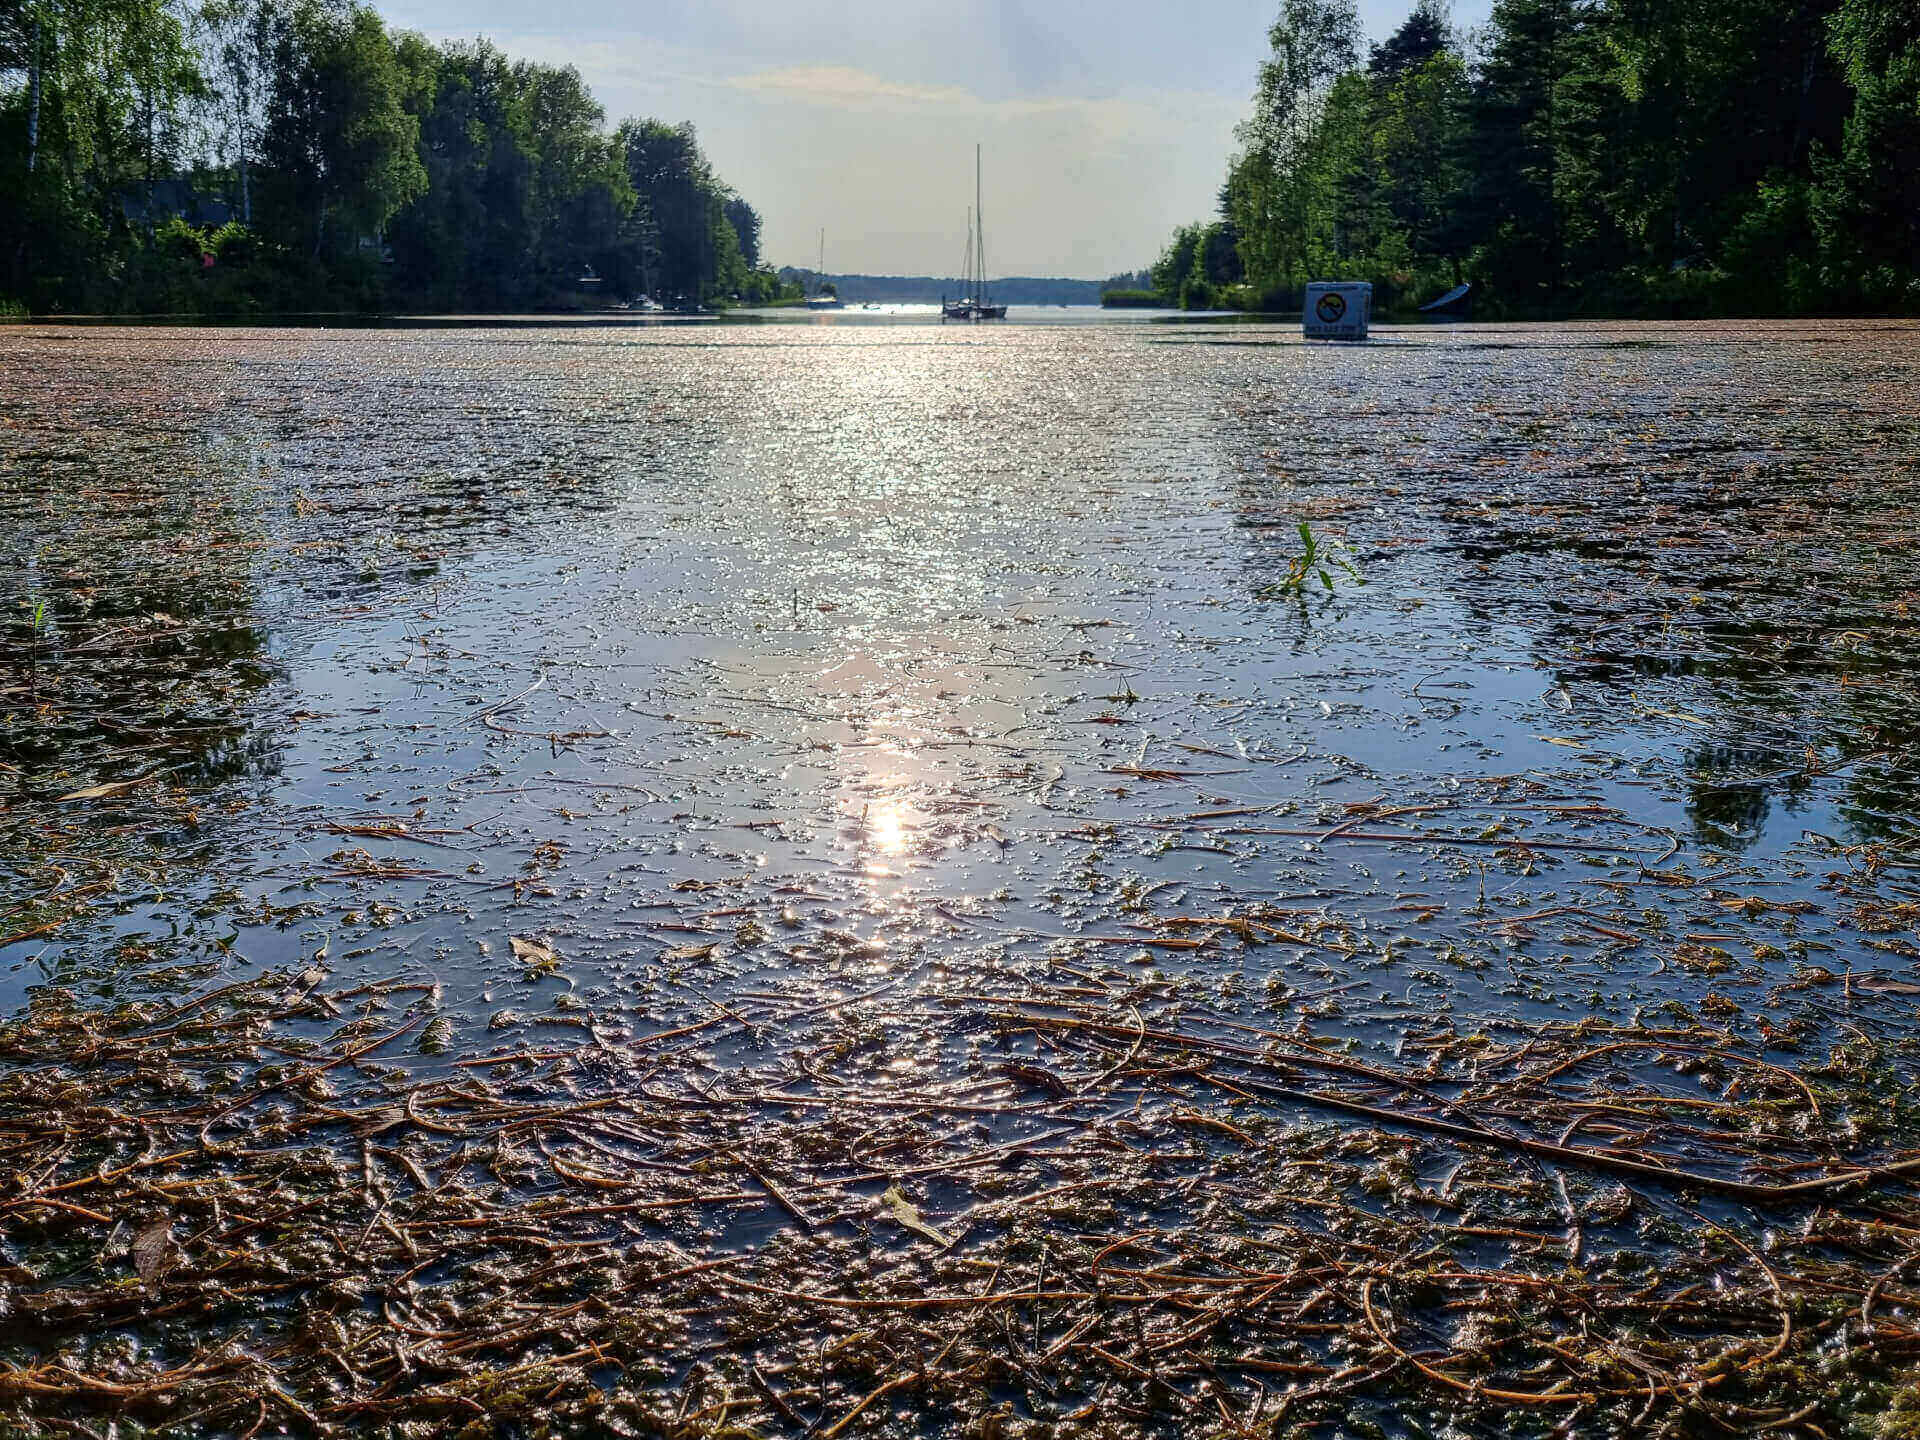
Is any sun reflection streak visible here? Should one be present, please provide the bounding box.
[866,799,908,855]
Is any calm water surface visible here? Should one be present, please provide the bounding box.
[4,316,1919,1052]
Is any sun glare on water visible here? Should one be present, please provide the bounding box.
[866,800,909,855]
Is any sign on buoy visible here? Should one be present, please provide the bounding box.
[1303,282,1371,341]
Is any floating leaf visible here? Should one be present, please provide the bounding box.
[58,779,146,802]
[662,942,719,963]
[880,1184,956,1249]
[510,936,560,971]
[1858,976,1920,995]
[132,1218,175,1283]
[1640,705,1711,726]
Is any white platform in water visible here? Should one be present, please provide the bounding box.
[1304,282,1371,340]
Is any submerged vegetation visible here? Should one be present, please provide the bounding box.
[1152,0,1920,317]
[0,0,796,314]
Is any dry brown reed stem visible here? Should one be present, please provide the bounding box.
[995,1009,1912,1203]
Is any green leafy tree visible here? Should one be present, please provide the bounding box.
[258,1,424,258]
[2,0,203,306]
[1599,0,1843,292]
[1156,0,1901,317]
[614,119,744,305]
[201,0,283,226]
[378,39,632,310]
[2,0,769,314]
[517,60,630,291]
[1225,0,1362,300]
[1215,1,1466,307]
[1369,0,1447,81]
[1812,0,1920,305]
[1455,0,1581,311]
[1371,17,1470,280]
[723,192,760,269]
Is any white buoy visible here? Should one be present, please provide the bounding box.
[1304,282,1371,341]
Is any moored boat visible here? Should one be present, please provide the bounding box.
[941,149,1006,322]
[807,229,843,310]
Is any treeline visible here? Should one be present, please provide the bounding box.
[0,0,797,314]
[1152,0,1920,317]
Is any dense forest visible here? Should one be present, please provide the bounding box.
[1152,0,1920,317]
[0,0,796,314]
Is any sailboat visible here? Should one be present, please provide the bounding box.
[970,147,1007,320]
[807,228,843,310]
[943,211,976,320]
[941,147,1007,322]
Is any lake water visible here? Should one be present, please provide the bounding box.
[3,315,1919,1435]
[8,316,1916,1029]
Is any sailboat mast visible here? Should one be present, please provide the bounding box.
[964,208,973,299]
[975,144,984,318]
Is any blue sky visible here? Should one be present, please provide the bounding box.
[378,0,1491,278]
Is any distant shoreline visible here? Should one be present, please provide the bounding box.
[11,310,1915,332]
[773,273,1110,307]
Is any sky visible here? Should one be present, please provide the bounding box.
[377,0,1493,280]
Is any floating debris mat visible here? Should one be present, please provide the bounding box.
[2,966,1917,1438]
